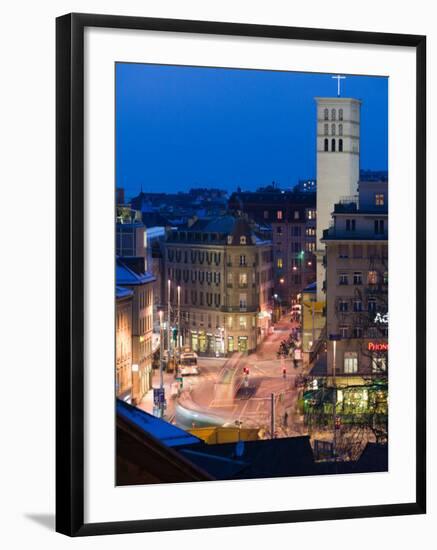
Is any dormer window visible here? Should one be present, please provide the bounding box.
[227,236,233,245]
[240,236,247,245]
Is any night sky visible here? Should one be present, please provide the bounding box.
[116,63,388,198]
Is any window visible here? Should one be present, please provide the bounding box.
[227,236,233,244]
[277,210,283,220]
[240,236,247,245]
[292,226,301,237]
[239,316,247,329]
[338,244,349,258]
[368,270,378,285]
[353,327,363,338]
[346,219,356,231]
[353,272,362,285]
[339,124,343,136]
[324,123,329,135]
[338,300,348,312]
[324,138,329,151]
[277,258,283,269]
[331,108,336,121]
[263,210,269,219]
[368,298,377,312]
[239,255,246,266]
[331,138,336,152]
[339,108,343,120]
[339,274,348,285]
[344,352,358,373]
[331,123,336,136]
[306,227,315,237]
[239,294,247,309]
[374,219,385,234]
[228,316,233,329]
[340,326,349,339]
[239,273,248,286]
[276,226,282,234]
[339,139,343,152]
[375,193,385,206]
[353,300,363,312]
[294,210,300,220]
[324,108,329,120]
[305,242,315,252]
[292,242,301,253]
[372,354,387,373]
[307,209,316,220]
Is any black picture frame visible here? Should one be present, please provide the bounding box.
[56,12,426,537]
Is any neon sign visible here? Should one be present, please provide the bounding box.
[368,342,389,352]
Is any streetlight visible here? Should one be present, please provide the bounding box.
[329,333,342,461]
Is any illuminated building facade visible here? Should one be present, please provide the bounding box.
[322,179,388,377]
[116,286,133,402]
[164,215,273,355]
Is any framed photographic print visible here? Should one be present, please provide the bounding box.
[56,13,426,536]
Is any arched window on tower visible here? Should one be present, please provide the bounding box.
[324,108,329,120]
[339,139,343,152]
[324,123,328,135]
[331,108,336,121]
[339,124,343,136]
[339,108,343,121]
[331,138,336,152]
[331,123,336,136]
[324,138,329,151]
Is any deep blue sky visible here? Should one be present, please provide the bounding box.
[116,63,388,197]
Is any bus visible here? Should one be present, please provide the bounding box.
[179,350,199,376]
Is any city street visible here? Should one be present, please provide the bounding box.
[140,316,305,438]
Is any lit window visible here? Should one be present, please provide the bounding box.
[239,255,246,266]
[344,351,358,373]
[294,210,300,220]
[277,210,283,220]
[239,316,247,329]
[239,273,248,286]
[368,271,378,285]
[227,236,233,244]
[372,354,387,373]
[240,236,246,245]
[375,194,385,206]
[277,258,283,268]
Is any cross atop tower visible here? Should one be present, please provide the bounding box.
[332,74,346,97]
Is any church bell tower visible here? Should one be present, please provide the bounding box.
[315,96,361,300]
